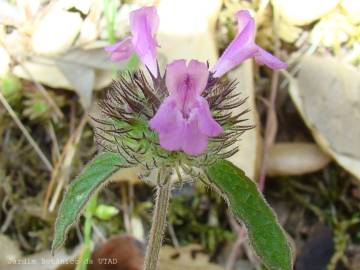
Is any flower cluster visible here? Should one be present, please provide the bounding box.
[96,6,286,173]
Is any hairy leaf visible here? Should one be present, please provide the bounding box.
[206,160,293,270]
[52,152,124,253]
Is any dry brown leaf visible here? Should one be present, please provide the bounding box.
[12,58,113,91]
[267,143,331,176]
[56,61,94,109]
[13,49,125,109]
[56,49,116,70]
[288,56,360,179]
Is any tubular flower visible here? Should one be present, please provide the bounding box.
[105,6,159,76]
[94,68,250,171]
[100,7,287,162]
[149,60,223,156]
[212,10,287,77]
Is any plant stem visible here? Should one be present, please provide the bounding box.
[76,196,97,270]
[144,179,172,270]
[104,0,117,44]
[258,6,281,192]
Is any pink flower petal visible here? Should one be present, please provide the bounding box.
[182,114,208,156]
[166,59,209,113]
[151,59,222,156]
[157,119,184,151]
[195,97,223,136]
[212,15,257,77]
[149,97,176,133]
[105,37,134,62]
[254,46,288,69]
[187,60,209,95]
[165,59,188,97]
[149,97,184,151]
[235,10,254,34]
[130,6,159,76]
[212,9,287,77]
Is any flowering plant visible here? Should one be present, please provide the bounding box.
[52,6,292,270]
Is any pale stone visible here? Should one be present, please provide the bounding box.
[31,9,83,55]
[133,0,158,5]
[61,0,93,14]
[341,0,360,23]
[289,56,360,179]
[278,21,302,43]
[0,234,21,266]
[78,1,103,45]
[16,0,41,21]
[114,4,136,38]
[310,12,355,47]
[0,0,22,25]
[267,143,331,176]
[78,19,98,44]
[227,61,261,181]
[157,0,222,64]
[272,0,340,26]
[1,27,27,57]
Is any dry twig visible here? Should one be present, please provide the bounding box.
[0,90,53,171]
[43,114,88,215]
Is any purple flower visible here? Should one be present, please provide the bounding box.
[212,10,287,77]
[149,60,223,156]
[105,6,159,76]
[105,7,288,157]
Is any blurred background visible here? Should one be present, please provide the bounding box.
[0,0,359,269]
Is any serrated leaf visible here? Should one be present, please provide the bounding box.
[206,160,293,270]
[52,152,124,253]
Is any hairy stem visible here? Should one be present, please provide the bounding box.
[144,179,172,270]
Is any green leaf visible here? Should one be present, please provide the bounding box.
[206,160,293,270]
[52,152,124,253]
